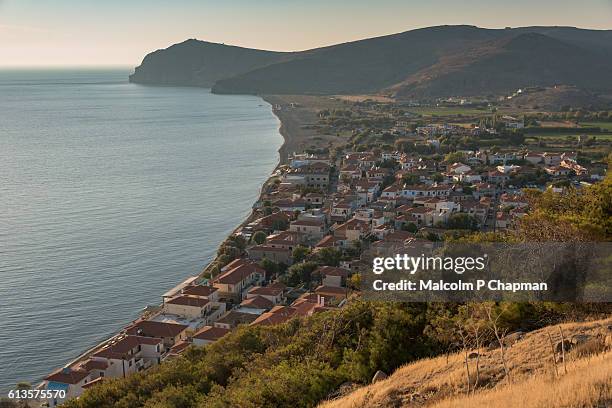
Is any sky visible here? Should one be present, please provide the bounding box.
[1,0,611,67]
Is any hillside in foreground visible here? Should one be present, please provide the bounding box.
[129,25,612,99]
[320,318,612,408]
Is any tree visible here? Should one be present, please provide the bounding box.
[271,219,288,231]
[260,258,279,277]
[252,231,267,245]
[315,247,342,267]
[402,222,418,233]
[446,213,479,230]
[283,262,319,287]
[401,173,420,185]
[444,151,466,163]
[292,246,311,263]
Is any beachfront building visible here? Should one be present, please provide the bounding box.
[91,335,164,378]
[125,320,189,352]
[42,368,91,407]
[212,260,265,301]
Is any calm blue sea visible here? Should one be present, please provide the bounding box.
[0,68,281,391]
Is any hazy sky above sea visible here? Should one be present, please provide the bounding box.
[1,0,611,67]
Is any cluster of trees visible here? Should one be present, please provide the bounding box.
[530,110,612,121]
[281,247,343,288]
[205,235,247,278]
[63,299,582,408]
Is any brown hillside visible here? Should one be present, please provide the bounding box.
[320,318,612,408]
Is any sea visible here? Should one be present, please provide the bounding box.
[0,68,282,392]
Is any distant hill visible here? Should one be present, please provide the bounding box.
[129,39,292,86]
[130,25,612,99]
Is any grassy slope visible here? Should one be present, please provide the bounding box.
[320,318,612,408]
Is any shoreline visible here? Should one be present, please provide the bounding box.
[36,93,296,391]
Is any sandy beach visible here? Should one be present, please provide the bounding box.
[262,94,351,163]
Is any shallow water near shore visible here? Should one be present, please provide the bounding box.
[0,68,281,391]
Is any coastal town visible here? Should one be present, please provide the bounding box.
[37,96,610,407]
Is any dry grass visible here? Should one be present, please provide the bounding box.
[433,352,611,408]
[320,318,612,408]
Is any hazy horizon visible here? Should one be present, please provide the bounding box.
[1,0,611,67]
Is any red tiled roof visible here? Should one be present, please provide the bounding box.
[93,336,161,360]
[214,263,264,285]
[315,235,339,248]
[79,359,108,371]
[182,285,218,298]
[251,306,298,326]
[168,340,191,355]
[315,285,347,298]
[240,295,274,310]
[45,368,89,384]
[166,295,209,308]
[193,325,231,342]
[125,320,188,339]
[317,266,349,278]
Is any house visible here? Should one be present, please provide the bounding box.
[495,212,510,229]
[502,115,524,129]
[404,206,435,227]
[354,179,381,202]
[317,266,349,287]
[239,295,275,311]
[92,335,164,378]
[289,218,326,240]
[43,368,91,407]
[247,212,291,234]
[402,184,452,198]
[339,164,362,180]
[165,341,191,359]
[214,310,259,329]
[471,182,496,199]
[314,234,341,249]
[448,162,471,174]
[182,284,220,303]
[192,326,231,346]
[381,151,402,161]
[287,162,330,188]
[125,320,189,352]
[212,261,265,301]
[331,200,355,221]
[543,152,562,166]
[303,192,324,207]
[381,183,402,199]
[544,166,571,177]
[164,295,211,320]
[524,152,543,164]
[500,193,529,209]
[456,171,482,183]
[251,305,299,326]
[247,244,292,264]
[487,170,510,184]
[272,198,307,212]
[314,285,347,303]
[246,282,286,304]
[265,230,302,250]
[333,218,370,241]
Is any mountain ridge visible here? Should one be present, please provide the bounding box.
[129,25,612,99]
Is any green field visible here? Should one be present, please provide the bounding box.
[527,133,612,141]
[406,106,494,116]
[579,121,612,131]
